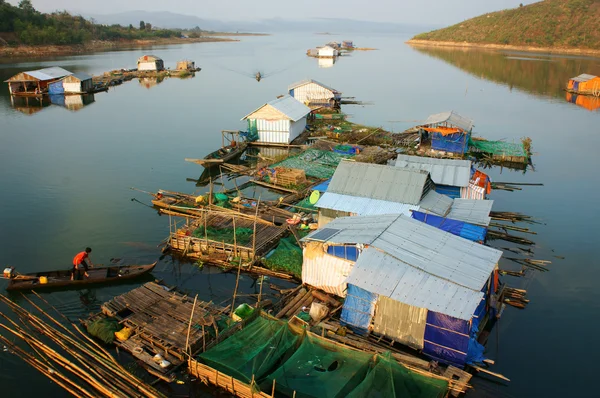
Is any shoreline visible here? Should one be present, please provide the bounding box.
[0,36,242,59]
[407,39,600,58]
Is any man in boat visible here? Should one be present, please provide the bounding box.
[72,247,94,280]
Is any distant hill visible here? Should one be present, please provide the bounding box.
[87,11,431,34]
[410,0,600,51]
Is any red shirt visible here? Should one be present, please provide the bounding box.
[73,251,89,266]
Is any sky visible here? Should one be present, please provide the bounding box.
[10,0,539,26]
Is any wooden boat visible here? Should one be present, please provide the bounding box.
[6,262,157,291]
[185,130,247,168]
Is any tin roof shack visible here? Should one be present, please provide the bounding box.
[288,79,341,108]
[421,111,473,155]
[4,67,72,96]
[566,74,600,96]
[316,161,493,227]
[176,60,196,71]
[242,95,311,144]
[302,214,504,368]
[342,40,354,49]
[395,154,492,200]
[137,55,164,71]
[48,72,93,95]
[317,45,338,58]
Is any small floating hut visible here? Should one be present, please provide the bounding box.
[242,95,311,144]
[4,67,72,96]
[48,72,93,94]
[420,111,473,155]
[288,79,341,108]
[317,45,339,58]
[176,60,196,71]
[137,55,165,71]
[566,73,600,96]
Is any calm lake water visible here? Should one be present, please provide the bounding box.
[0,33,599,397]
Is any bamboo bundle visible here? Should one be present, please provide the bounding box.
[188,359,272,398]
[0,294,166,398]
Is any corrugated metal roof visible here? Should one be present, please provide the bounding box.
[69,72,92,81]
[447,199,493,226]
[241,95,310,122]
[288,79,338,93]
[302,214,397,244]
[347,248,485,320]
[423,111,473,131]
[418,190,453,216]
[395,155,471,187]
[328,161,432,205]
[572,73,597,82]
[24,67,72,81]
[138,55,162,61]
[315,192,419,217]
[308,214,502,291]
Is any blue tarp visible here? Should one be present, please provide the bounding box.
[327,245,359,261]
[312,179,331,193]
[431,132,470,154]
[411,211,487,242]
[423,311,471,368]
[49,94,65,107]
[466,337,486,365]
[340,284,377,335]
[435,184,461,199]
[48,81,64,95]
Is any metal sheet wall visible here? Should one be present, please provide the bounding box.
[302,241,354,297]
[255,119,291,143]
[289,117,306,142]
[291,83,335,103]
[373,297,427,350]
[63,82,81,93]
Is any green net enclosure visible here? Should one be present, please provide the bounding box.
[347,352,448,398]
[469,139,527,157]
[192,226,254,245]
[87,317,122,344]
[262,235,303,278]
[271,149,352,179]
[198,316,301,385]
[263,333,373,398]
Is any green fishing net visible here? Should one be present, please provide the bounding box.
[87,317,122,344]
[271,149,352,179]
[192,226,254,245]
[262,235,303,278]
[469,139,527,157]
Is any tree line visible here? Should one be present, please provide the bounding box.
[0,0,183,45]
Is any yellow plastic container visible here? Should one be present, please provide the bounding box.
[115,327,133,342]
[39,276,48,284]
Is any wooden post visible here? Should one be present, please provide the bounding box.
[230,258,243,318]
[233,216,238,258]
[209,178,213,205]
[204,213,209,253]
[271,379,276,397]
[252,196,261,262]
[256,276,264,308]
[202,324,206,352]
[185,295,198,356]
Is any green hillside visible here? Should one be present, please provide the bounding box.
[412,0,600,50]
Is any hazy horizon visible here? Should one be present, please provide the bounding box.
[8,0,539,26]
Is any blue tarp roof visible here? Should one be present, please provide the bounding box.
[411,211,487,242]
[312,179,331,192]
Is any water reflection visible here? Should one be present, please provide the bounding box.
[318,57,337,68]
[139,76,165,89]
[411,45,600,99]
[9,95,51,115]
[566,92,600,111]
[49,93,95,111]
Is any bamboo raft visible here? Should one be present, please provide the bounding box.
[84,282,229,380]
[167,212,287,262]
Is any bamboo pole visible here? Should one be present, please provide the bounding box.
[186,295,198,356]
[231,258,243,318]
[233,215,238,258]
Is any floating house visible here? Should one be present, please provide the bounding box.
[315,161,493,227]
[302,214,503,368]
[48,72,93,95]
[317,45,338,58]
[288,79,341,108]
[4,67,72,96]
[394,154,491,199]
[137,55,164,71]
[421,111,473,154]
[566,74,600,96]
[241,95,311,144]
[342,40,354,49]
[176,60,195,71]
